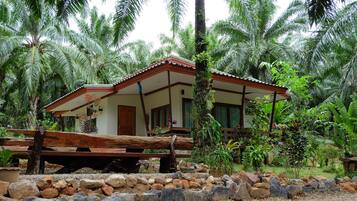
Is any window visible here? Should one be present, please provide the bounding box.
[214,103,241,128]
[182,99,193,128]
[81,118,97,133]
[151,105,170,128]
[182,99,241,128]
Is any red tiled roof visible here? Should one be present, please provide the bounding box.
[45,56,288,111]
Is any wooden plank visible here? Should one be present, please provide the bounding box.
[11,150,190,158]
[137,81,149,132]
[6,129,193,150]
[167,71,173,127]
[240,85,246,128]
[0,138,33,146]
[269,91,277,132]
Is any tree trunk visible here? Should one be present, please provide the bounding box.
[193,0,211,147]
[28,96,39,129]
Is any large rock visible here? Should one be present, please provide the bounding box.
[339,182,357,193]
[0,181,9,196]
[101,185,113,196]
[80,179,104,189]
[303,180,319,193]
[8,180,40,199]
[151,183,164,190]
[52,180,67,190]
[105,174,126,188]
[62,186,76,196]
[161,188,184,201]
[222,175,232,183]
[325,179,338,191]
[183,190,210,201]
[40,188,59,199]
[137,177,149,185]
[270,176,288,198]
[126,175,137,187]
[154,177,166,185]
[102,193,136,201]
[250,187,270,199]
[254,182,270,189]
[36,176,54,190]
[65,178,79,189]
[206,176,215,184]
[238,172,259,186]
[286,185,303,199]
[211,185,229,201]
[229,182,251,200]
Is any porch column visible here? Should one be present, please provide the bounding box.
[137,81,149,132]
[59,115,65,131]
[269,91,277,132]
[167,71,173,128]
[239,86,246,128]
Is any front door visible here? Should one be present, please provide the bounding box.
[118,106,136,135]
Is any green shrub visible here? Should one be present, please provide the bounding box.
[0,127,7,137]
[193,140,239,176]
[318,144,342,168]
[0,148,12,167]
[286,133,308,178]
[243,143,271,171]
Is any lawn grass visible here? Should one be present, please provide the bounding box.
[233,164,338,179]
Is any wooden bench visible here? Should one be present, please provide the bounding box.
[1,129,193,174]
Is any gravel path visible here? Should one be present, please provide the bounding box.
[258,192,357,201]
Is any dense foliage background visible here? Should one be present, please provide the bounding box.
[0,0,356,174]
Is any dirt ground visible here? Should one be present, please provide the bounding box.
[259,192,357,201]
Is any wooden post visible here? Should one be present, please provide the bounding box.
[239,86,246,129]
[26,127,45,174]
[59,115,65,131]
[269,91,277,132]
[160,135,177,173]
[137,81,149,132]
[167,71,173,128]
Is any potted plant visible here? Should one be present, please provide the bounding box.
[0,148,20,182]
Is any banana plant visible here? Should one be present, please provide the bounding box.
[328,97,357,157]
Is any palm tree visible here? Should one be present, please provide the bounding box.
[159,23,220,62]
[66,8,123,84]
[112,40,168,80]
[114,0,211,147]
[306,0,347,24]
[0,1,89,128]
[159,24,196,60]
[213,0,308,81]
[304,1,357,105]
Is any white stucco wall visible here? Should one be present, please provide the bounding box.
[73,84,248,136]
[144,84,244,129]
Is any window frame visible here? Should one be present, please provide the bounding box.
[213,102,242,128]
[151,104,170,129]
[182,98,193,128]
[182,98,242,128]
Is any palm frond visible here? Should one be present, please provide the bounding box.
[113,0,145,44]
[167,0,186,36]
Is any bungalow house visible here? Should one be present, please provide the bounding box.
[45,56,288,136]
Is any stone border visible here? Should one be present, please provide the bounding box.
[0,172,356,200]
